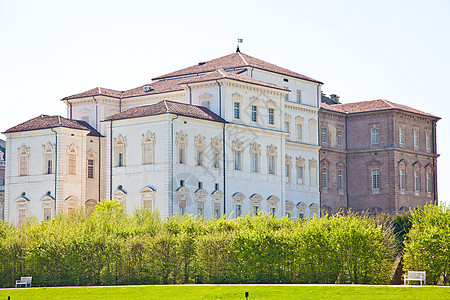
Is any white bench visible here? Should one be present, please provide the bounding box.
[404,271,426,285]
[15,276,32,288]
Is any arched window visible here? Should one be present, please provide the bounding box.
[232,192,245,217]
[112,186,127,208]
[194,188,208,216]
[176,187,190,214]
[211,190,224,218]
[65,196,80,214]
[296,202,307,220]
[309,203,319,218]
[250,194,263,216]
[85,199,98,214]
[267,195,280,216]
[142,131,156,165]
[40,195,55,221]
[16,195,30,224]
[285,201,294,218]
[139,186,156,210]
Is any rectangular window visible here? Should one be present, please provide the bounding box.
[88,159,94,179]
[284,88,289,101]
[213,153,219,169]
[268,108,274,125]
[426,133,431,150]
[69,153,76,174]
[18,208,26,224]
[214,203,221,218]
[297,166,303,184]
[399,128,405,144]
[215,183,219,190]
[321,128,327,144]
[337,131,343,146]
[47,159,53,174]
[198,182,203,189]
[43,207,52,221]
[234,102,240,119]
[296,90,302,103]
[197,207,203,216]
[19,156,28,176]
[143,143,153,164]
[252,205,259,216]
[234,151,241,171]
[270,207,276,216]
[338,170,343,190]
[268,155,275,175]
[414,131,419,148]
[400,169,405,190]
[414,171,420,191]
[298,213,304,220]
[235,204,242,217]
[143,199,152,209]
[296,124,303,140]
[372,169,380,189]
[251,153,258,173]
[371,128,379,145]
[285,164,290,180]
[284,121,290,133]
[426,173,432,193]
[180,180,185,187]
[197,151,203,167]
[179,149,185,164]
[322,168,328,188]
[251,105,257,122]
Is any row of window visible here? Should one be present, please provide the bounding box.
[320,126,432,150]
[17,144,96,178]
[234,102,276,125]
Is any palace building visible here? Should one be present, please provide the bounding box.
[1,51,439,223]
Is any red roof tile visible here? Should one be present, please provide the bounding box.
[180,69,289,91]
[105,100,226,123]
[4,115,102,136]
[322,99,439,119]
[153,52,323,84]
[62,87,123,100]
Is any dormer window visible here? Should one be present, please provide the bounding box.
[143,86,153,93]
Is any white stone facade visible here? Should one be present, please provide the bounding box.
[4,52,322,222]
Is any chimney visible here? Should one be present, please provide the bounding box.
[330,94,341,104]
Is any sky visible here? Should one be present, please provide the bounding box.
[0,0,449,205]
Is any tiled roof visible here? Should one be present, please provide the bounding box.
[66,69,288,101]
[62,87,123,100]
[105,100,226,123]
[153,52,323,84]
[3,115,102,136]
[180,69,289,91]
[322,99,439,119]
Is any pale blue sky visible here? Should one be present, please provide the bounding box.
[1,0,449,205]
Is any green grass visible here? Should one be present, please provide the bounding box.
[0,285,449,300]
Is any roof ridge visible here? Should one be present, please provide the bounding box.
[163,100,170,112]
[238,52,248,66]
[383,99,395,108]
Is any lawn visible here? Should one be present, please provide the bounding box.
[0,285,449,300]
